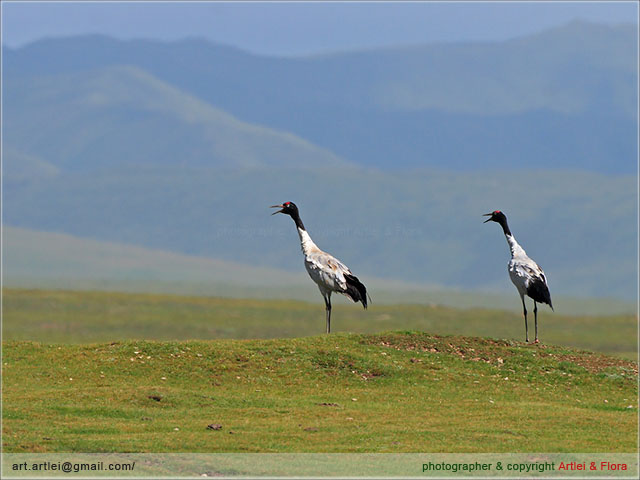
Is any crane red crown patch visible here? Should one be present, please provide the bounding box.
[284,202,291,206]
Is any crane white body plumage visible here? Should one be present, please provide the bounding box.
[298,227,355,298]
[506,234,550,305]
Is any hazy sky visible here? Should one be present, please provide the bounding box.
[2,1,638,56]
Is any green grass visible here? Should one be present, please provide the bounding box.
[2,288,637,358]
[2,332,637,453]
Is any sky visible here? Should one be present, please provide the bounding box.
[1,1,638,56]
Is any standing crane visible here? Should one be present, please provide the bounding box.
[483,210,553,343]
[271,202,368,333]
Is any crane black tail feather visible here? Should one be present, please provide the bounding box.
[527,278,553,309]
[344,274,368,309]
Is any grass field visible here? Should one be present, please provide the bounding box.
[2,288,637,358]
[2,288,637,453]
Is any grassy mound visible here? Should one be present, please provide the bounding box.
[3,332,636,453]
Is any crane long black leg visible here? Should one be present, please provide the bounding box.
[521,296,528,343]
[323,294,332,334]
[533,301,539,344]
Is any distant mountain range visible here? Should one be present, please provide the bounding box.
[4,20,637,173]
[2,21,638,301]
[3,22,638,173]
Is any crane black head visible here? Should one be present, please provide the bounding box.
[483,210,511,235]
[483,210,507,224]
[270,201,305,229]
[270,201,299,217]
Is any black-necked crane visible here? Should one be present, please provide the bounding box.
[483,210,553,343]
[271,202,368,333]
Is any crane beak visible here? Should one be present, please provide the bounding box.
[270,204,284,215]
[482,213,493,223]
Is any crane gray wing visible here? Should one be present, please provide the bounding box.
[304,251,351,292]
[305,250,368,307]
[515,262,548,288]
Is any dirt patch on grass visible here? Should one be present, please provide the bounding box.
[362,332,517,365]
[361,332,638,375]
[537,351,638,375]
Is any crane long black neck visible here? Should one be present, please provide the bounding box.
[497,216,512,237]
[289,211,306,231]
